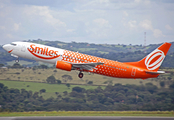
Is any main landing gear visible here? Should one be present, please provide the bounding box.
[78,72,83,78]
[15,58,19,63]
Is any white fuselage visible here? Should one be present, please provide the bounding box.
[3,42,64,64]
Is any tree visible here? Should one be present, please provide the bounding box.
[55,92,59,95]
[46,75,56,84]
[66,83,70,89]
[70,91,85,98]
[39,64,48,69]
[145,83,157,94]
[87,81,93,85]
[115,93,126,102]
[0,64,4,67]
[33,92,39,99]
[9,88,20,94]
[11,63,23,68]
[97,93,107,104]
[40,89,46,94]
[62,75,73,82]
[169,82,174,89]
[63,91,68,96]
[56,80,62,84]
[0,83,4,88]
[160,81,165,88]
[72,86,85,93]
[168,77,172,80]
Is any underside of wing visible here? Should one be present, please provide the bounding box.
[11,54,18,58]
[71,62,104,71]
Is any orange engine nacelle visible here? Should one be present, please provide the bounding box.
[56,61,72,71]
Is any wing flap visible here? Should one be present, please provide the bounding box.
[71,62,104,71]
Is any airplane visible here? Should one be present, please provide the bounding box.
[2,41,171,79]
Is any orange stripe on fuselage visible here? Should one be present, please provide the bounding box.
[8,49,13,53]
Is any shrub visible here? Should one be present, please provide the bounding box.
[66,83,70,88]
[40,89,46,94]
[15,72,20,75]
[87,81,93,85]
[72,86,85,93]
[56,80,62,84]
[160,81,165,88]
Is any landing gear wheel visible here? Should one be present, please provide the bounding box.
[78,72,83,78]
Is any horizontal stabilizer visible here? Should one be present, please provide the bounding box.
[145,71,165,75]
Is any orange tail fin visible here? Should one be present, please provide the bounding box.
[125,42,171,71]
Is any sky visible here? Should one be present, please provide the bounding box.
[0,0,174,45]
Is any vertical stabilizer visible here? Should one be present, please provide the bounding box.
[125,42,171,71]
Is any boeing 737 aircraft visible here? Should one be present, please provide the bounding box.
[2,41,171,79]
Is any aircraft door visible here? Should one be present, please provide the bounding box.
[131,68,136,77]
[21,45,26,52]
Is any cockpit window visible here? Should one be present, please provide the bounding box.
[10,43,17,46]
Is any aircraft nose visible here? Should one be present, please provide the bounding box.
[2,44,8,50]
[2,44,13,53]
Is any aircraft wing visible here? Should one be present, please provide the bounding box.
[71,62,104,71]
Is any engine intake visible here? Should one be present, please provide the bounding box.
[56,61,72,71]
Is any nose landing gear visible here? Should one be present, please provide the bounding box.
[78,72,83,78]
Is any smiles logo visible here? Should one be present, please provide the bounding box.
[27,44,60,59]
[145,49,165,70]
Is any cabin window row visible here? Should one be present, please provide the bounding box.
[63,55,91,63]
[103,64,127,71]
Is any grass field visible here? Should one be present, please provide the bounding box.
[0,68,170,87]
[0,80,102,99]
[0,111,174,117]
[0,68,173,99]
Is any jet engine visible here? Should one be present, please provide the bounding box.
[56,61,72,71]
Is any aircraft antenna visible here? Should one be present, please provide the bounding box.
[144,32,146,53]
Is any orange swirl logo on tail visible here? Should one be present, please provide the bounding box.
[145,49,165,70]
[27,44,60,59]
